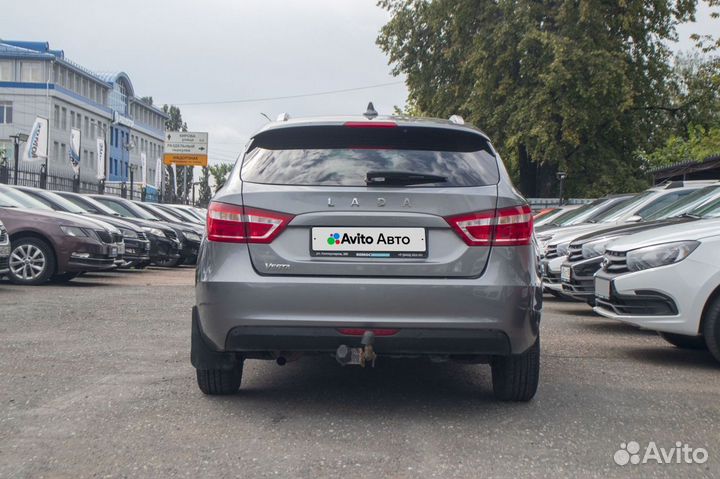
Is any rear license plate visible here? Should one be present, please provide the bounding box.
[311,227,427,258]
[595,277,611,299]
[561,265,571,283]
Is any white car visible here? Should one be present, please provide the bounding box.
[593,217,720,360]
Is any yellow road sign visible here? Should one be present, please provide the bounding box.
[163,153,208,167]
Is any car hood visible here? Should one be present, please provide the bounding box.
[605,217,720,252]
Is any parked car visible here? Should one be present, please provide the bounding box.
[540,182,711,295]
[192,114,542,401]
[10,186,151,269]
[131,201,202,265]
[0,219,9,275]
[54,191,180,268]
[0,190,119,285]
[88,195,184,267]
[593,211,720,361]
[561,184,720,303]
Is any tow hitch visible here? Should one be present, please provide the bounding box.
[336,330,377,367]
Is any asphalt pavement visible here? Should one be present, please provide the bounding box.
[1,268,718,478]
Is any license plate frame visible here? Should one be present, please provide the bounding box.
[109,246,118,258]
[560,265,572,283]
[311,227,427,258]
[595,277,611,299]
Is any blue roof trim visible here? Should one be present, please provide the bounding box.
[0,81,52,89]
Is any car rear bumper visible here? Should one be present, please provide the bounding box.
[196,243,542,355]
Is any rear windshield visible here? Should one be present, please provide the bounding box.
[241,125,499,187]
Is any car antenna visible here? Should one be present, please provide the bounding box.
[364,102,378,119]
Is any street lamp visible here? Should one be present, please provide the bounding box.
[556,171,567,207]
[9,133,29,185]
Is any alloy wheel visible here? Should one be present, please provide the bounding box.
[9,244,47,280]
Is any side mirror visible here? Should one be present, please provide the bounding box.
[626,215,642,223]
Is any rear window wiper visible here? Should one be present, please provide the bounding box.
[366,170,447,186]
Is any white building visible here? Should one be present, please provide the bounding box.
[0,40,168,186]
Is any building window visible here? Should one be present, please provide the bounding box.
[53,141,59,162]
[84,116,89,136]
[20,61,43,82]
[0,61,12,81]
[60,143,66,164]
[61,107,67,130]
[0,102,12,124]
[53,105,60,126]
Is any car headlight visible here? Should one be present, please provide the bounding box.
[626,241,700,272]
[142,227,165,237]
[183,231,201,242]
[60,226,89,237]
[582,239,610,259]
[120,228,139,239]
[556,242,571,257]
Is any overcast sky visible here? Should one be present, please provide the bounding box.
[2,0,717,166]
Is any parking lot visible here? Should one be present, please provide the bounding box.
[0,268,717,478]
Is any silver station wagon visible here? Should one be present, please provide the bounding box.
[192,108,542,401]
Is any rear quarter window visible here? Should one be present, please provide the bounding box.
[241,125,499,187]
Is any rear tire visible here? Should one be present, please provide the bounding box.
[702,296,720,362]
[196,363,243,395]
[491,337,540,401]
[658,332,707,350]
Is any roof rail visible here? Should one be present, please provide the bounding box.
[448,115,465,125]
[276,113,290,122]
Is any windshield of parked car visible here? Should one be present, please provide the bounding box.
[590,191,654,222]
[544,203,594,226]
[0,191,25,207]
[63,194,122,216]
[140,204,177,222]
[161,206,197,223]
[38,191,88,214]
[564,197,635,225]
[97,198,159,220]
[0,188,53,211]
[692,196,720,218]
[645,185,720,220]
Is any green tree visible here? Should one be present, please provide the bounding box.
[198,166,212,207]
[377,0,706,197]
[209,163,233,193]
[644,126,720,167]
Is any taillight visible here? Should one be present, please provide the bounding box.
[445,205,533,247]
[207,202,293,244]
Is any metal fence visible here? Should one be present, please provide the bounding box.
[0,162,174,203]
